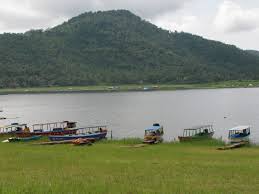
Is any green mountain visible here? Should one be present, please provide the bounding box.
[0,10,259,88]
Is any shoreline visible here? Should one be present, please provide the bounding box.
[0,80,259,94]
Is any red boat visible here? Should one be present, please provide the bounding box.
[15,121,78,137]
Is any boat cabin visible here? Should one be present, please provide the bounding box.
[32,121,77,132]
[178,125,214,142]
[228,126,250,142]
[143,123,164,144]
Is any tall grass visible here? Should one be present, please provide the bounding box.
[0,139,259,193]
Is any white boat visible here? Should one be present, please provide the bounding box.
[228,126,251,143]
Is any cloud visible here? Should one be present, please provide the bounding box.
[0,0,65,32]
[0,0,192,32]
[153,12,199,32]
[28,0,192,18]
[214,1,259,33]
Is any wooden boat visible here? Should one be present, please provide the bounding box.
[178,125,214,142]
[228,126,250,143]
[16,121,77,137]
[48,126,108,142]
[143,123,164,144]
[4,135,42,143]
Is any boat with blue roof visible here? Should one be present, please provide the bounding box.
[143,123,164,144]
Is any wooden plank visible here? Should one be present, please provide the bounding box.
[33,138,95,145]
[217,142,248,150]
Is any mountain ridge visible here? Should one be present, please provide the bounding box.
[247,50,259,57]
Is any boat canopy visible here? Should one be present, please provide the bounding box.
[0,123,27,133]
[33,121,75,127]
[32,121,77,131]
[181,125,214,137]
[228,126,250,131]
[145,125,162,132]
[4,123,27,128]
[76,125,108,134]
[184,125,213,131]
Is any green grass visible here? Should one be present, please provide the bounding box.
[0,139,259,194]
[0,80,259,94]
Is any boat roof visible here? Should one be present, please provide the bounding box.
[146,125,162,131]
[228,126,250,131]
[184,125,212,131]
[33,121,74,126]
[2,124,27,128]
[76,125,107,130]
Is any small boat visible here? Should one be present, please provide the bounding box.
[48,126,108,142]
[228,126,250,143]
[143,123,164,144]
[16,121,78,137]
[178,125,214,142]
[4,135,42,143]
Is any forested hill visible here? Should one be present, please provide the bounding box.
[0,10,259,88]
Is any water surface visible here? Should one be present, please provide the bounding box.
[1,88,259,142]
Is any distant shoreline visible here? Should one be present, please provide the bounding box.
[0,80,259,94]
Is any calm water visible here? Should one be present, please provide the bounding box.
[1,88,259,142]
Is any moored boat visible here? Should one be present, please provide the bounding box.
[178,125,214,142]
[228,126,250,143]
[48,126,108,142]
[143,123,164,144]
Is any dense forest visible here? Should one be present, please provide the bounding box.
[0,10,259,88]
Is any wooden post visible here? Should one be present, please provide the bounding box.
[110,130,113,140]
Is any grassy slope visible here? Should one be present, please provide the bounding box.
[0,80,259,94]
[0,139,259,194]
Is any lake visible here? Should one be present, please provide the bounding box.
[1,88,259,142]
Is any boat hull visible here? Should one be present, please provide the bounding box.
[15,129,78,137]
[178,132,214,142]
[229,135,250,143]
[48,132,107,142]
[143,136,163,144]
[8,135,42,142]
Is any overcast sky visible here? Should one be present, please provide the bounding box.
[0,0,259,50]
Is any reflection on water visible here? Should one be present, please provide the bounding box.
[0,88,259,142]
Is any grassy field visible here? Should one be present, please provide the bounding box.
[0,139,259,194]
[0,80,259,94]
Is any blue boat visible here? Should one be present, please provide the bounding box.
[48,126,108,142]
[228,126,251,143]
